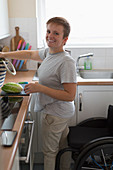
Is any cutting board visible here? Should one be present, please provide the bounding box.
[0,84,29,96]
[10,27,25,51]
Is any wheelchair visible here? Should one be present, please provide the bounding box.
[55,105,113,170]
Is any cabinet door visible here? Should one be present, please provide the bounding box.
[28,94,38,152]
[0,0,10,39]
[77,85,113,124]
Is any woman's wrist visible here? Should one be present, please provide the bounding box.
[0,52,4,59]
[35,82,44,93]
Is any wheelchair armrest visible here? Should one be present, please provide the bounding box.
[77,117,107,128]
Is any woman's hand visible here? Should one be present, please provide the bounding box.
[0,52,3,58]
[24,82,41,94]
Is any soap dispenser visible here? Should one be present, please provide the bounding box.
[84,56,92,70]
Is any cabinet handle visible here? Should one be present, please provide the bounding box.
[79,93,82,111]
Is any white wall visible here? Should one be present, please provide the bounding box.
[0,0,113,70]
[8,0,36,18]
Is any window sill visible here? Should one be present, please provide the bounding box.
[65,44,113,48]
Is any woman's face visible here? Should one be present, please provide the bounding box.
[46,23,68,53]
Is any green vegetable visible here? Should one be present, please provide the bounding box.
[1,82,23,93]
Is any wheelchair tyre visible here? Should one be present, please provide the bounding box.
[75,141,113,170]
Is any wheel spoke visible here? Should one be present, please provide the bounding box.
[101,149,108,170]
[89,156,104,170]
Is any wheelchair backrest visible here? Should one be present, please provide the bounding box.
[107,105,113,128]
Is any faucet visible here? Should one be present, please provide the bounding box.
[76,53,93,73]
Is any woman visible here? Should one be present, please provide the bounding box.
[0,17,76,170]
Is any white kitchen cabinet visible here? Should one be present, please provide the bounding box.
[76,85,113,124]
[0,0,10,39]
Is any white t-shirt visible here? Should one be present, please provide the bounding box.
[35,48,76,118]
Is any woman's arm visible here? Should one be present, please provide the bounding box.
[24,82,77,102]
[0,50,42,62]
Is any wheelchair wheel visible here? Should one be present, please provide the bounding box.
[75,142,113,170]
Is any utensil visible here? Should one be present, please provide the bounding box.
[24,45,32,64]
[10,27,24,51]
[18,82,28,84]
[15,41,26,68]
[13,39,22,66]
[19,43,29,70]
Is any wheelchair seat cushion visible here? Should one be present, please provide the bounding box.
[68,126,113,149]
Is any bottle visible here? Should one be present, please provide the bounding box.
[84,56,92,70]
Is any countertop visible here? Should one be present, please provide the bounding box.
[77,76,113,85]
[4,70,36,84]
[0,70,36,170]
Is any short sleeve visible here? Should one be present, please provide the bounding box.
[60,59,77,84]
[39,48,49,60]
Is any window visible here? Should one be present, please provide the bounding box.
[36,0,113,48]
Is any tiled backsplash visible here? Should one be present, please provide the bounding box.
[0,18,113,70]
[67,47,113,70]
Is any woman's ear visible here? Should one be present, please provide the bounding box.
[64,37,68,45]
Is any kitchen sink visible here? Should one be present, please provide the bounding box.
[79,70,113,79]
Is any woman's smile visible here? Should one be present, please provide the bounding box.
[47,39,56,44]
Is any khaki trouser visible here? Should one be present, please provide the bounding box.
[42,114,71,170]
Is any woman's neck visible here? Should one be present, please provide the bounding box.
[49,47,64,54]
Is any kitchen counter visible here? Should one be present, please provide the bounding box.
[77,74,113,85]
[0,70,36,170]
[4,70,36,84]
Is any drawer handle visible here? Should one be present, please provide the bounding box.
[19,120,34,163]
[79,93,82,111]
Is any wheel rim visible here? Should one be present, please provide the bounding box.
[76,144,113,170]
